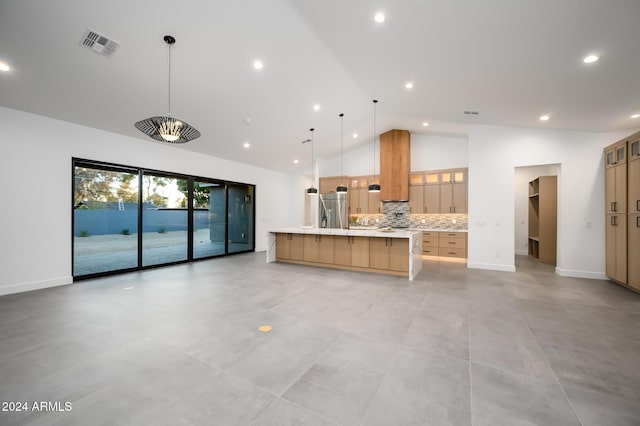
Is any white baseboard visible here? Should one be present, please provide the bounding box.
[0,276,72,296]
[515,249,528,256]
[467,262,516,273]
[555,267,607,280]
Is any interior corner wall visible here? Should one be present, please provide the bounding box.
[0,106,292,296]
[467,124,633,277]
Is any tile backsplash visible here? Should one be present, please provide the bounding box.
[352,201,468,230]
[381,201,411,228]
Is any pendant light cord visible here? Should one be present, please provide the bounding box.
[339,114,344,184]
[167,42,172,116]
[373,100,378,178]
[310,128,315,185]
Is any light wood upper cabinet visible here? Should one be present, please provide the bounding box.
[629,138,640,214]
[380,129,410,201]
[603,131,640,290]
[440,168,468,213]
[319,176,348,194]
[409,182,440,213]
[605,141,627,167]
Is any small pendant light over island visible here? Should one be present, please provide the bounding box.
[304,128,318,195]
[369,99,381,193]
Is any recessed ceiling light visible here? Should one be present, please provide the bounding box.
[374,12,386,23]
[243,142,250,148]
[539,115,550,121]
[0,62,10,72]
[352,133,358,139]
[631,114,640,119]
[422,122,429,127]
[405,82,414,90]
[313,104,320,111]
[293,159,299,164]
[583,54,599,64]
[253,60,263,70]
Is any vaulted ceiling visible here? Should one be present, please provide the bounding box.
[1,0,639,172]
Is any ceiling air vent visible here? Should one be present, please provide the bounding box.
[463,111,480,116]
[80,28,121,58]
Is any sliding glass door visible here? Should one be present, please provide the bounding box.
[141,173,189,267]
[193,180,226,259]
[227,184,255,254]
[73,164,139,276]
[72,159,256,279]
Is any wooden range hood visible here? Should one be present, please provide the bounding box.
[380,129,411,201]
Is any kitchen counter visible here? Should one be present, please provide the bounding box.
[267,228,422,280]
[350,226,468,233]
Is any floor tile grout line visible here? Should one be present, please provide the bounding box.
[357,337,404,426]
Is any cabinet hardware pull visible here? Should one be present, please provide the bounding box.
[637,200,640,212]
[448,252,456,255]
[637,216,640,228]
[448,242,456,245]
[448,233,456,236]
[611,202,615,212]
[611,216,617,226]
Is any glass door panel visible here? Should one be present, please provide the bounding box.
[73,165,139,276]
[227,184,255,254]
[142,173,188,266]
[193,180,226,258]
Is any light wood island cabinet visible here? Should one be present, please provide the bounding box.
[270,229,421,279]
[276,233,304,261]
[333,236,370,268]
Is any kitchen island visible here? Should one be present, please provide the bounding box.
[267,228,422,280]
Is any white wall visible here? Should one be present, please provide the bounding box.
[0,107,292,295]
[410,134,468,171]
[468,124,632,277]
[318,133,468,177]
[514,164,559,255]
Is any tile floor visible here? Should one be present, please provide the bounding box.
[0,254,639,425]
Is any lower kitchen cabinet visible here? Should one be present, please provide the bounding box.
[276,233,304,261]
[420,231,467,259]
[334,236,370,267]
[370,237,409,272]
[421,231,439,255]
[629,214,640,291]
[303,234,334,263]
[606,214,627,284]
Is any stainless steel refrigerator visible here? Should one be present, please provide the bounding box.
[319,193,347,229]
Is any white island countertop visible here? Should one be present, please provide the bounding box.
[269,227,422,238]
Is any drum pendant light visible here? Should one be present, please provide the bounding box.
[336,113,348,194]
[135,35,201,144]
[305,128,318,195]
[368,100,381,192]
